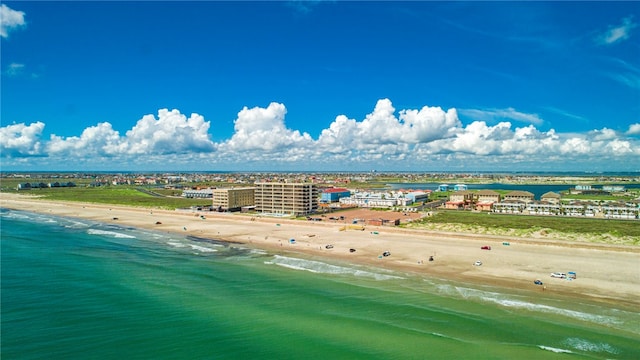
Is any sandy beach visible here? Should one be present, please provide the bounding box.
[2,193,639,309]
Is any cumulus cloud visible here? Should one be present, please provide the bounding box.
[224,102,313,152]
[317,99,461,153]
[596,16,637,45]
[627,123,640,135]
[124,109,216,154]
[0,122,45,157]
[18,109,216,159]
[2,100,639,171]
[459,107,543,126]
[47,123,122,156]
[0,4,26,38]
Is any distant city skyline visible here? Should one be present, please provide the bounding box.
[1,2,639,172]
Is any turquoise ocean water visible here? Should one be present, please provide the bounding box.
[2,208,639,359]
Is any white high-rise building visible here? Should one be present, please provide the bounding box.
[254,182,318,216]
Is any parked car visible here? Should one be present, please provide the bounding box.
[325,244,334,249]
[534,279,544,285]
[550,272,566,278]
[481,246,491,250]
[473,261,482,266]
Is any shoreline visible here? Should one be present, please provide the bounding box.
[2,193,639,310]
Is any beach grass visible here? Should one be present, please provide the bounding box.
[3,186,208,209]
[405,210,640,243]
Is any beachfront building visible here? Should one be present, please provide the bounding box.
[339,191,398,208]
[445,190,474,210]
[475,190,501,211]
[492,201,527,214]
[562,202,590,217]
[405,191,430,204]
[338,190,421,208]
[503,190,535,203]
[603,185,625,192]
[526,202,561,215]
[182,189,214,198]
[541,191,561,204]
[600,203,639,219]
[320,188,351,203]
[254,182,318,216]
[453,184,468,191]
[212,187,255,212]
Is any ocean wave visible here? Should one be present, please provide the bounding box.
[87,229,136,239]
[563,337,619,354]
[167,240,187,248]
[436,285,622,326]
[265,255,404,280]
[538,345,573,354]
[188,244,218,253]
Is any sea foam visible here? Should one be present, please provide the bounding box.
[188,244,218,253]
[436,284,622,326]
[87,229,136,239]
[538,345,573,354]
[266,255,404,280]
[563,337,619,354]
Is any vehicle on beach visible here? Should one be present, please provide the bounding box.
[534,279,543,285]
[550,272,566,278]
[325,244,334,249]
[473,261,482,266]
[382,251,391,257]
[481,246,491,250]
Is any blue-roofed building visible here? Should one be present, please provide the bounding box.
[454,184,468,191]
[405,191,430,204]
[321,188,351,203]
[438,184,449,192]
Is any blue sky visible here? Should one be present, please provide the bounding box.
[1,1,639,172]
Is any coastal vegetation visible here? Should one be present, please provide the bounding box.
[405,211,640,245]
[1,185,206,209]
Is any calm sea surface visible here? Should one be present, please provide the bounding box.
[2,208,639,359]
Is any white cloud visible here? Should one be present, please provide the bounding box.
[47,123,122,156]
[0,4,26,38]
[627,123,640,135]
[124,109,216,154]
[0,122,44,157]
[43,109,216,157]
[224,102,313,152]
[2,100,639,171]
[459,107,543,125]
[6,63,24,76]
[317,99,461,151]
[589,128,617,141]
[596,16,637,45]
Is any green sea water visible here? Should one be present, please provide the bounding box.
[1,208,639,359]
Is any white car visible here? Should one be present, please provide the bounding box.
[473,261,482,266]
[550,272,566,278]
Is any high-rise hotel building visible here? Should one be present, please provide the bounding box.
[254,182,318,216]
[212,187,255,211]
